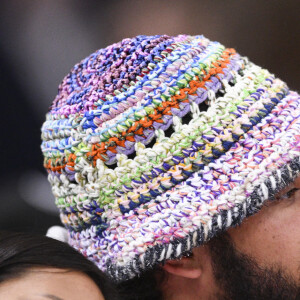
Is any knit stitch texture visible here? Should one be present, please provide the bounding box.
[41,34,300,282]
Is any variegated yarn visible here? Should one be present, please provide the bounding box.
[41,34,300,282]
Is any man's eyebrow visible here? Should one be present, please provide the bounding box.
[42,294,64,300]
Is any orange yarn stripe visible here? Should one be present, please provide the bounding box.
[45,48,236,172]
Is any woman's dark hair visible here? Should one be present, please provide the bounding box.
[117,267,165,300]
[0,231,118,300]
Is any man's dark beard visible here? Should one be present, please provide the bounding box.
[209,234,300,300]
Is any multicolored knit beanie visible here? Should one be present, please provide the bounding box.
[41,34,300,282]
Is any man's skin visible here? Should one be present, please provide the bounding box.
[161,177,300,299]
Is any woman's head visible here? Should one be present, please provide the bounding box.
[0,231,117,300]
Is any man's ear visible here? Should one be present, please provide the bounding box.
[163,257,202,279]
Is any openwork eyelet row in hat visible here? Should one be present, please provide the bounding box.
[41,34,300,282]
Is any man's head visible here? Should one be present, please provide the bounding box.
[41,34,300,298]
[117,178,300,299]
[162,180,300,299]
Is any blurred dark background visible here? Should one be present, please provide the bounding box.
[0,0,299,234]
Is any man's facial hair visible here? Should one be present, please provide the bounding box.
[209,233,300,300]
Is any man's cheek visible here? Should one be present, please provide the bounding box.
[229,205,290,261]
[230,199,300,280]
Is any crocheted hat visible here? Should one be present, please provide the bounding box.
[41,34,300,282]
